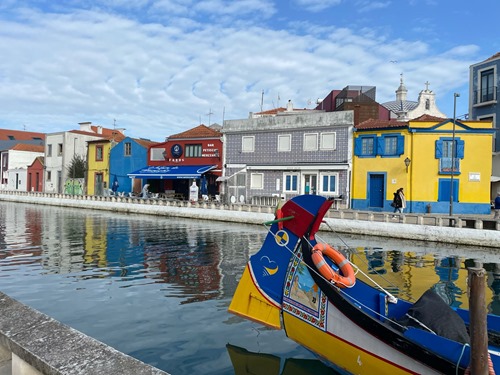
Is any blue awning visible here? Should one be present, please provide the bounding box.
[128,165,217,179]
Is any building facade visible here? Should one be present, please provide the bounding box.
[469,52,500,197]
[109,137,158,195]
[352,115,494,214]
[222,109,353,206]
[129,125,222,199]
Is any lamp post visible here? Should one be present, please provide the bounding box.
[404,157,411,173]
[449,93,460,216]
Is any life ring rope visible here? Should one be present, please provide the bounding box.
[311,243,356,288]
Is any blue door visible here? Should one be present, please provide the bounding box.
[369,174,385,209]
[438,178,458,202]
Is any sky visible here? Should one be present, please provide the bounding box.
[1,0,499,141]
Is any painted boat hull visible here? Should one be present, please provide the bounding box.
[229,194,500,374]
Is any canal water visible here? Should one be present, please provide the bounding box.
[0,201,498,375]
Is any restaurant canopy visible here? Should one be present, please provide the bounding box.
[128,165,217,179]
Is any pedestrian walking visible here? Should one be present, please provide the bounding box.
[494,192,500,219]
[391,187,406,219]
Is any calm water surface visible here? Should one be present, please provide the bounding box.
[0,202,498,375]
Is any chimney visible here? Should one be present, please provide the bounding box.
[97,126,103,134]
[79,122,92,132]
[286,100,293,112]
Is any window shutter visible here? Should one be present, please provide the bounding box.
[354,138,362,156]
[435,140,443,158]
[456,139,465,159]
[397,135,404,155]
[376,136,384,156]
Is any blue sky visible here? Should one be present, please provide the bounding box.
[0,0,498,140]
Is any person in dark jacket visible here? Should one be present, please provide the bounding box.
[494,192,500,219]
[392,188,406,219]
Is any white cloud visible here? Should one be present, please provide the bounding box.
[0,2,481,138]
[293,0,342,13]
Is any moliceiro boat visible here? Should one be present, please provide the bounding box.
[228,195,499,374]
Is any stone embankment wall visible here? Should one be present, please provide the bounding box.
[0,292,169,375]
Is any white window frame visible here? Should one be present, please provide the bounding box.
[320,132,336,150]
[283,172,299,193]
[303,133,318,151]
[320,172,339,195]
[278,134,291,152]
[250,173,264,189]
[242,136,255,153]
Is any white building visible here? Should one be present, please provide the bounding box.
[2,144,44,191]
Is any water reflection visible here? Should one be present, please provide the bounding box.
[0,202,498,375]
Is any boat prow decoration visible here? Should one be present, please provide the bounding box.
[228,195,333,329]
[229,194,500,374]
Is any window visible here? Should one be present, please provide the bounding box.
[384,136,398,155]
[185,144,202,157]
[320,174,338,194]
[58,143,63,156]
[284,173,298,192]
[250,173,264,189]
[96,145,103,161]
[47,144,52,157]
[377,134,404,157]
[304,133,318,151]
[47,171,51,181]
[354,136,376,157]
[278,135,291,152]
[425,99,430,110]
[435,138,464,174]
[242,136,255,152]
[124,142,132,156]
[320,132,336,150]
[480,68,495,103]
[7,135,15,140]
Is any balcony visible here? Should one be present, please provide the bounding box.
[473,86,497,105]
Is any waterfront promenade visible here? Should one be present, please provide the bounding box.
[0,190,499,248]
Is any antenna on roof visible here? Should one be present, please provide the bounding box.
[206,108,214,126]
[113,119,116,129]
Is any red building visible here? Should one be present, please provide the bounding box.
[27,156,44,192]
[129,125,222,199]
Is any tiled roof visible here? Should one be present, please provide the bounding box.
[87,132,127,143]
[135,138,160,148]
[29,156,44,167]
[255,107,287,115]
[168,124,221,139]
[0,129,45,141]
[11,144,44,152]
[484,52,500,62]
[355,118,408,130]
[69,130,108,137]
[411,114,448,122]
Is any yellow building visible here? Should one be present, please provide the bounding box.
[87,135,124,195]
[352,115,493,214]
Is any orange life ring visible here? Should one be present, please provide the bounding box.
[311,243,356,288]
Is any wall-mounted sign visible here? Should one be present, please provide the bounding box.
[469,172,480,182]
[171,144,183,158]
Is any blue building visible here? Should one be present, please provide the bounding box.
[109,137,158,194]
[469,52,500,197]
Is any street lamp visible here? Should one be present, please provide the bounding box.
[449,93,460,216]
[404,157,411,173]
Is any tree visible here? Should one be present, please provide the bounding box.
[67,154,86,179]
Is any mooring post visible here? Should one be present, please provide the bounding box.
[468,267,489,374]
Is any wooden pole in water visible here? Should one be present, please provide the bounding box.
[468,267,488,375]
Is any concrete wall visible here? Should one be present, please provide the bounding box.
[0,292,169,375]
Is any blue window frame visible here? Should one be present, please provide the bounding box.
[435,138,464,174]
[378,134,404,157]
[354,135,376,157]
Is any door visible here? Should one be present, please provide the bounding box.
[438,178,458,202]
[303,174,317,195]
[369,174,385,208]
[95,173,103,196]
